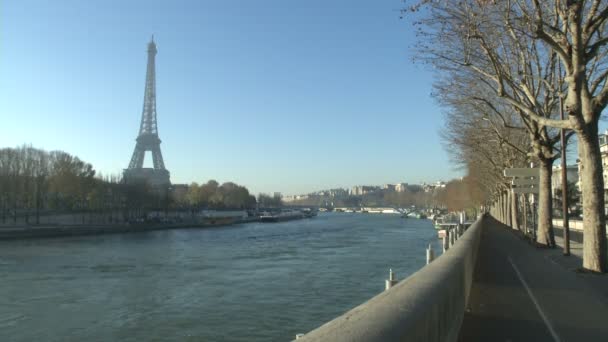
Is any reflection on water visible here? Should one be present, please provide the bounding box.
[0,212,440,341]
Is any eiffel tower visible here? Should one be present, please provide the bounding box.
[123,36,170,187]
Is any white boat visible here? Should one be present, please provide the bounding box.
[260,210,305,222]
[381,209,400,214]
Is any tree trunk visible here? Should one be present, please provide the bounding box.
[506,190,512,227]
[537,159,556,247]
[503,191,508,224]
[578,130,607,272]
[13,198,17,224]
[498,194,503,223]
[511,191,519,230]
[497,196,503,222]
[1,197,5,224]
[35,179,41,225]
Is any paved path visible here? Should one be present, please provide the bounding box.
[458,217,608,341]
[552,226,584,244]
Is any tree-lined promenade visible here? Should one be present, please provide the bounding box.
[407,0,608,272]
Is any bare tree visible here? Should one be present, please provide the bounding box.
[435,66,574,245]
[407,0,608,271]
[438,77,531,226]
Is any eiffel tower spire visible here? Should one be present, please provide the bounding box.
[124,37,170,186]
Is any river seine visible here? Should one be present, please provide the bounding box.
[0,212,441,341]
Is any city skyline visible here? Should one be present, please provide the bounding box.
[1,0,461,194]
[282,180,448,197]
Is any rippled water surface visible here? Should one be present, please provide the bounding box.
[0,212,441,341]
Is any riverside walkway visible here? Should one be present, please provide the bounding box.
[459,216,608,341]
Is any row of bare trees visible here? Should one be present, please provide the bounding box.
[407,0,608,272]
[0,146,260,225]
[0,145,168,224]
[434,176,488,213]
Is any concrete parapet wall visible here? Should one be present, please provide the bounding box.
[297,218,484,342]
[552,219,585,231]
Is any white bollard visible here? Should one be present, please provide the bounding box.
[295,333,304,339]
[385,268,397,290]
[426,244,434,264]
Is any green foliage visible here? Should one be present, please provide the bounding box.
[553,181,581,218]
[0,146,257,224]
[180,180,256,210]
[257,193,283,208]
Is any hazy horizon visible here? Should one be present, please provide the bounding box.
[1,0,462,195]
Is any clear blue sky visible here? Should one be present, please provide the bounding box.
[1,0,459,195]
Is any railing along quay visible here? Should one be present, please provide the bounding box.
[295,218,483,342]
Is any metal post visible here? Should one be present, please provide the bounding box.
[559,94,571,256]
[442,232,448,253]
[385,269,397,290]
[426,244,434,264]
[449,227,455,246]
[448,229,452,247]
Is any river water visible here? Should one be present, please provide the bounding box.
[0,212,441,341]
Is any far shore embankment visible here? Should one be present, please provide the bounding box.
[0,217,260,240]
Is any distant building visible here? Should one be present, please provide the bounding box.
[350,185,379,196]
[422,181,446,193]
[327,188,348,197]
[422,183,434,192]
[283,188,348,203]
[395,183,408,192]
[282,194,309,203]
[551,165,578,197]
[601,131,608,192]
[282,195,296,203]
[382,184,396,191]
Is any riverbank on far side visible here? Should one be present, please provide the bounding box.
[0,217,260,240]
